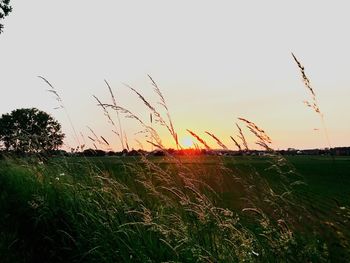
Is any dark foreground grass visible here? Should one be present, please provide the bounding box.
[0,155,349,262]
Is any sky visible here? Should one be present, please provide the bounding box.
[0,0,349,151]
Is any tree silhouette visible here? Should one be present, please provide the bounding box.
[0,108,65,153]
[0,0,12,34]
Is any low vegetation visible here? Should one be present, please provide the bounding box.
[0,154,349,262]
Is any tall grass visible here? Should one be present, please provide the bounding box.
[291,53,332,149]
[2,153,333,262]
[0,61,349,262]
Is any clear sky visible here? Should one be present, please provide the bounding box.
[1,0,349,151]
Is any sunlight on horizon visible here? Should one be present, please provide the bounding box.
[181,136,195,149]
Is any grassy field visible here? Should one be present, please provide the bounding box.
[0,154,349,262]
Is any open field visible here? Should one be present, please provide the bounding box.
[3,1,350,263]
[0,155,349,262]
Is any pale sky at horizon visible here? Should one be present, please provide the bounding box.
[1,0,349,151]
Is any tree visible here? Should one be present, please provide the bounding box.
[0,0,12,34]
[0,108,65,153]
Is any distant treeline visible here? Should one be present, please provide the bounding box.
[2,147,350,159]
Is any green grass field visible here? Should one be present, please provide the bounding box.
[0,155,349,262]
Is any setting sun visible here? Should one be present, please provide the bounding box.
[181,136,194,148]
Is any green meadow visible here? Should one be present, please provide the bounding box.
[1,154,349,262]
